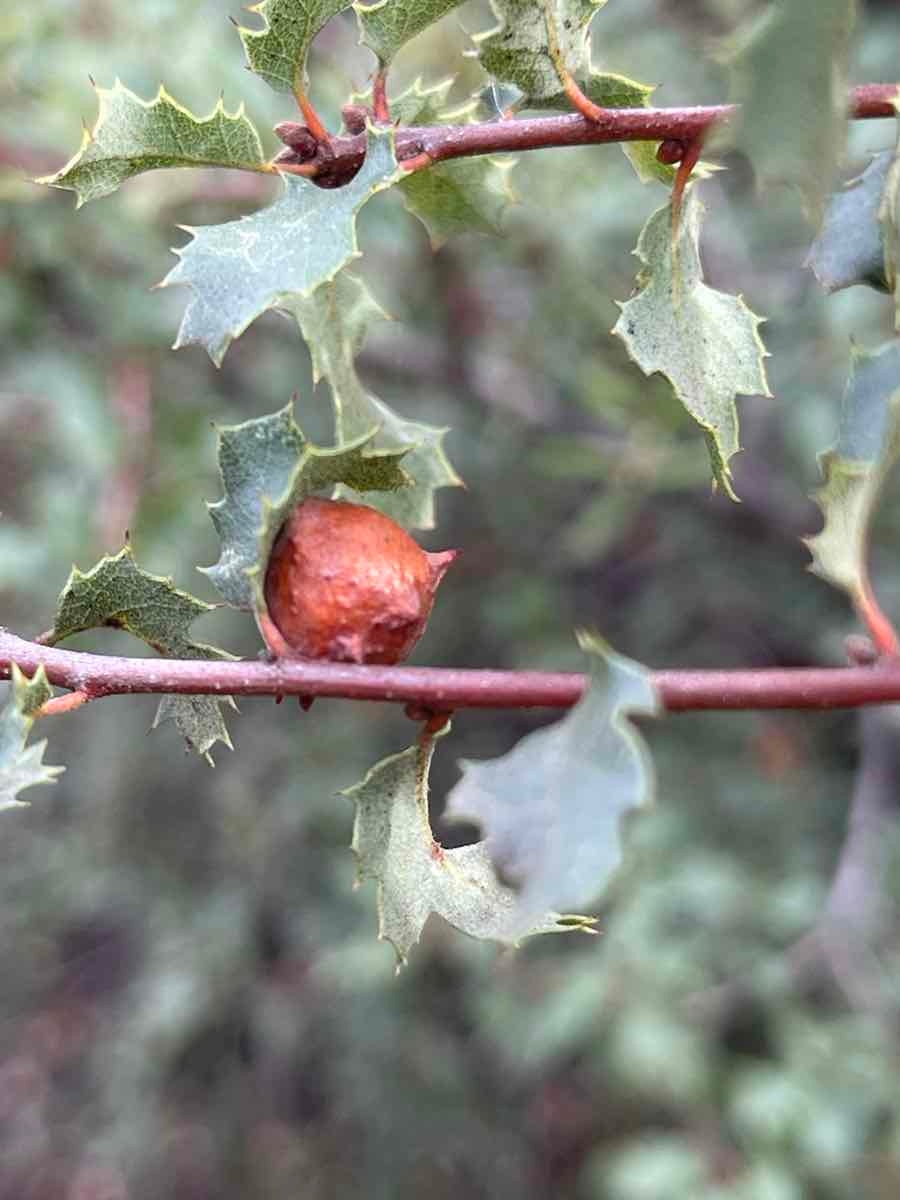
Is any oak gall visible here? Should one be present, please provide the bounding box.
[263,497,457,664]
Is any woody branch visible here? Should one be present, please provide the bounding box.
[4,630,900,714]
[275,84,898,181]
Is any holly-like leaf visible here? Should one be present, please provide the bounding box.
[161,126,401,365]
[288,271,462,529]
[343,723,596,967]
[723,0,857,222]
[445,632,658,922]
[355,0,467,64]
[475,0,607,105]
[203,403,410,620]
[45,546,235,762]
[239,0,354,94]
[808,152,891,294]
[805,341,900,599]
[0,665,64,811]
[542,70,674,185]
[37,81,268,207]
[612,186,771,496]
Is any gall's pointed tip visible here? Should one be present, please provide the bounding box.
[426,548,460,585]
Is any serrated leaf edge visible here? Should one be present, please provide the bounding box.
[36,79,269,208]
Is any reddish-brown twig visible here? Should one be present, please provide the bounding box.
[6,630,900,714]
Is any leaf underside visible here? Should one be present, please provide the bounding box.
[808,152,891,295]
[806,340,900,598]
[37,80,266,207]
[612,186,771,497]
[344,723,596,967]
[161,127,401,366]
[878,109,900,331]
[287,270,462,530]
[445,632,659,921]
[46,546,235,762]
[0,666,64,810]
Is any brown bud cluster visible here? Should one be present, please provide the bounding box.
[263,497,457,665]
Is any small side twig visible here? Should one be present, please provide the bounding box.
[293,89,330,144]
[372,69,390,125]
[36,691,90,718]
[854,571,900,659]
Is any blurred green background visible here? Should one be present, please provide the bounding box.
[4,1,900,1196]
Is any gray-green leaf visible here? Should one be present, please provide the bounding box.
[476,0,607,104]
[722,0,857,222]
[239,0,354,94]
[612,186,771,496]
[203,403,410,621]
[0,665,64,810]
[287,270,462,529]
[37,81,268,207]
[355,0,467,64]
[343,723,596,966]
[805,340,900,600]
[808,152,891,294]
[46,546,235,762]
[878,108,900,329]
[161,126,401,365]
[445,632,658,921]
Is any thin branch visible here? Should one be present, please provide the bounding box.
[284,84,898,182]
[5,629,900,713]
[36,691,90,718]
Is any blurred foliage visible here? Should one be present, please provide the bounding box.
[3,1,900,1197]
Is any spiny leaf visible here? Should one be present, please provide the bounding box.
[808,152,892,294]
[239,0,354,94]
[46,546,234,762]
[805,340,900,599]
[542,70,674,185]
[160,126,401,365]
[475,0,607,105]
[445,632,658,921]
[355,0,467,64]
[612,186,771,497]
[343,723,596,967]
[0,666,64,811]
[287,270,462,529]
[203,402,410,622]
[37,80,267,207]
[723,0,857,222]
